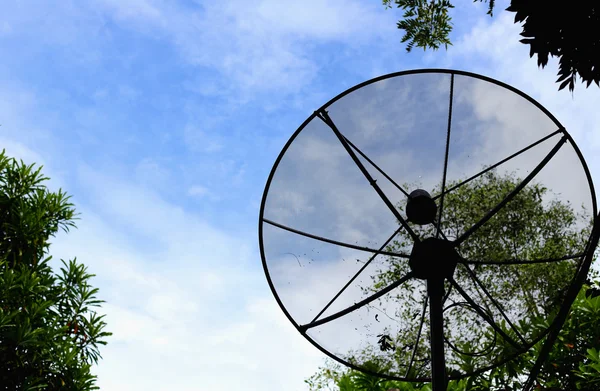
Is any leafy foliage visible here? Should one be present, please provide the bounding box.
[306,170,597,390]
[382,0,600,92]
[506,0,600,92]
[538,279,600,390]
[381,0,495,52]
[307,281,600,390]
[356,171,591,377]
[0,150,111,390]
[383,0,455,52]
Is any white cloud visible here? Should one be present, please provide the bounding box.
[187,184,209,197]
[3,1,600,388]
[446,10,600,203]
[94,0,164,24]
[183,125,224,153]
[91,0,391,96]
[44,164,324,390]
[135,158,171,189]
[187,184,221,202]
[0,137,44,167]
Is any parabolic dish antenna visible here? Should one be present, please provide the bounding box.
[258,69,600,390]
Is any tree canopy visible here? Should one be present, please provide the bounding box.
[306,280,600,391]
[0,150,111,390]
[306,170,597,390]
[382,0,600,92]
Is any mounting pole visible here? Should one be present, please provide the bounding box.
[428,277,447,391]
[408,231,456,391]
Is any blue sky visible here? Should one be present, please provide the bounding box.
[2,0,600,390]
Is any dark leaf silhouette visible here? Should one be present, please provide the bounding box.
[383,0,600,92]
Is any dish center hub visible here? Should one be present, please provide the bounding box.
[409,237,458,280]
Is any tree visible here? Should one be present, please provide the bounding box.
[382,0,600,92]
[0,150,112,390]
[306,280,600,391]
[306,170,596,390]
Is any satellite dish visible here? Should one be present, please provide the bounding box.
[258,69,600,391]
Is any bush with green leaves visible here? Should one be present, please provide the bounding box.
[0,150,111,390]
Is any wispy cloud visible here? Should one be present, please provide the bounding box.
[447,10,600,194]
[187,184,209,197]
[92,0,392,97]
[45,162,323,390]
[2,1,600,389]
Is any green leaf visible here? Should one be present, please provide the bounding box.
[0,152,110,389]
